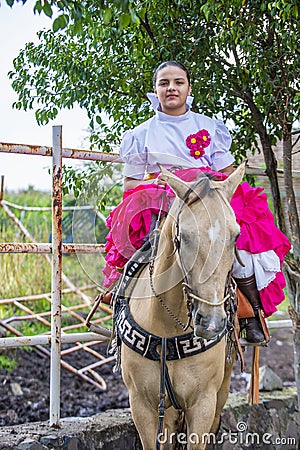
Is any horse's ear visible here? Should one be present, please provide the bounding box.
[158,165,190,199]
[211,161,246,200]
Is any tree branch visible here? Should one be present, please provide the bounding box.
[292,134,300,154]
[232,47,242,69]
[138,11,156,43]
[292,130,300,137]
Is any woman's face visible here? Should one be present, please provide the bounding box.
[154,65,191,116]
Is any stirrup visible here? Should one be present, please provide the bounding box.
[239,338,268,347]
[239,310,270,347]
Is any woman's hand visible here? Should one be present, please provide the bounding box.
[124,175,167,191]
[154,173,168,188]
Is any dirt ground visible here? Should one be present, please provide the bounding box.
[0,327,295,427]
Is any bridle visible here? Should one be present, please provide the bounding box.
[149,176,232,329]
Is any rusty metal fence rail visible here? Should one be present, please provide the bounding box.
[0,126,121,426]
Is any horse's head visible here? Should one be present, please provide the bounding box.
[160,163,245,340]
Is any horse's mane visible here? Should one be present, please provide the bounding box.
[190,171,218,200]
[199,172,220,181]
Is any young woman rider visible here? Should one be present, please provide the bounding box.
[103,61,291,344]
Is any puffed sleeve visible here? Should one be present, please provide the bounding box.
[119,130,147,180]
[210,120,235,171]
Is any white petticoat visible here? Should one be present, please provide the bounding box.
[232,249,280,291]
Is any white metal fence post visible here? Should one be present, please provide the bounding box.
[50,126,63,427]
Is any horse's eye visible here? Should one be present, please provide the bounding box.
[181,232,192,244]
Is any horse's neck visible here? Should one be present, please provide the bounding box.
[129,214,188,336]
[154,221,181,287]
[147,217,188,333]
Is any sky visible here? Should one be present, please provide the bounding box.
[0,1,90,191]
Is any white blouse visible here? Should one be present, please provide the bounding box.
[118,96,282,291]
[120,95,235,179]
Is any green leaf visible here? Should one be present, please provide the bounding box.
[129,7,140,25]
[34,0,43,14]
[53,14,68,32]
[57,1,66,10]
[292,4,298,18]
[103,7,112,24]
[53,16,63,32]
[43,1,53,18]
[119,13,131,29]
[73,20,83,34]
[200,3,210,21]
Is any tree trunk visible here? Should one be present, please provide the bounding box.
[282,124,300,261]
[244,96,286,233]
[282,123,300,414]
[283,258,300,415]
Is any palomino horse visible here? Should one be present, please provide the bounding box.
[114,163,245,449]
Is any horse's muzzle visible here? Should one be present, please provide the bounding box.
[193,314,226,340]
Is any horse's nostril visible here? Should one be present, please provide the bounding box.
[196,312,203,324]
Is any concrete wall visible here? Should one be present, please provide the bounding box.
[0,390,298,450]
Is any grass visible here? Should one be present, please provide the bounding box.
[0,353,17,371]
[0,188,110,339]
[267,295,290,322]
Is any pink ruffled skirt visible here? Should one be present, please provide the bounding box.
[103,168,291,317]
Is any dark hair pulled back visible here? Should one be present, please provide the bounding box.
[153,61,191,86]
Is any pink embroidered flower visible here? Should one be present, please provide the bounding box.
[186,129,211,159]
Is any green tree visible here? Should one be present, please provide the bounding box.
[9,0,300,228]
[3,0,135,32]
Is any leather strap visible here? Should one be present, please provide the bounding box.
[237,288,255,319]
[157,338,167,450]
[165,368,182,411]
[248,346,260,404]
[232,312,246,372]
[156,338,183,450]
[258,309,270,344]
